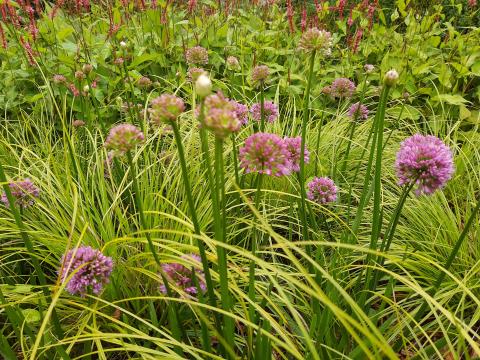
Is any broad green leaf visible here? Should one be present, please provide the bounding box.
[431,94,469,105]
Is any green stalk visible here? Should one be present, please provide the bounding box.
[0,163,70,360]
[356,85,390,309]
[299,50,317,244]
[260,86,265,132]
[125,151,183,355]
[314,98,326,177]
[214,137,235,353]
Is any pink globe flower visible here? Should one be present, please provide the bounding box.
[395,134,454,195]
[348,102,369,120]
[298,27,332,55]
[251,65,270,87]
[307,177,337,204]
[185,46,208,65]
[284,136,310,172]
[250,101,279,123]
[159,254,206,297]
[60,246,113,296]
[104,123,144,156]
[239,132,291,176]
[149,94,185,126]
[1,178,40,209]
[187,67,205,83]
[230,100,249,125]
[330,78,356,98]
[203,92,240,138]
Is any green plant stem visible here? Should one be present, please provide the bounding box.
[356,85,390,309]
[314,98,326,177]
[0,163,70,360]
[299,50,316,245]
[260,86,265,132]
[125,151,183,355]
[214,137,235,354]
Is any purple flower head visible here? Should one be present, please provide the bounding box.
[307,177,337,204]
[230,100,249,125]
[137,76,152,88]
[330,78,356,98]
[284,136,310,172]
[250,101,279,123]
[60,246,113,296]
[185,46,208,65]
[251,65,270,87]
[395,134,454,195]
[1,178,40,209]
[149,94,185,126]
[348,102,369,120]
[203,92,240,138]
[239,132,291,176]
[187,67,205,83]
[298,27,332,55]
[159,254,206,297]
[364,64,374,73]
[104,123,144,156]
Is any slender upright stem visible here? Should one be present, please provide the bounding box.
[299,51,316,244]
[260,86,265,132]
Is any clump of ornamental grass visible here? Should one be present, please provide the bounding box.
[59,246,113,296]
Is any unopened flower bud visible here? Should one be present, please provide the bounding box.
[119,41,127,48]
[195,73,212,98]
[384,69,399,87]
[82,64,93,74]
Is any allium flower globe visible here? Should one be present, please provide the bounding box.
[364,64,374,73]
[307,177,337,204]
[203,92,240,138]
[104,124,145,156]
[60,246,113,296]
[250,101,279,123]
[159,254,206,297]
[230,100,249,125]
[226,56,240,70]
[395,134,454,195]
[149,94,185,126]
[239,132,291,176]
[185,46,208,65]
[330,78,356,98]
[1,178,40,209]
[348,102,369,120]
[298,27,332,55]
[251,65,270,87]
[284,136,310,172]
[187,67,205,83]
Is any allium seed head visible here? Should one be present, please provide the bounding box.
[159,254,206,298]
[250,101,279,123]
[348,102,369,120]
[330,78,356,98]
[239,132,291,176]
[298,27,332,55]
[53,74,67,84]
[185,46,208,65]
[1,178,40,209]
[307,177,337,204]
[137,76,152,88]
[395,134,454,195]
[226,56,240,70]
[251,65,270,88]
[149,94,185,126]
[82,64,93,74]
[104,124,144,156]
[203,92,240,138]
[60,246,113,296]
[284,136,310,172]
[75,70,85,80]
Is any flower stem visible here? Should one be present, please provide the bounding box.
[260,86,265,132]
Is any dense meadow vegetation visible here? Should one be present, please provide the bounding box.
[1,0,480,358]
